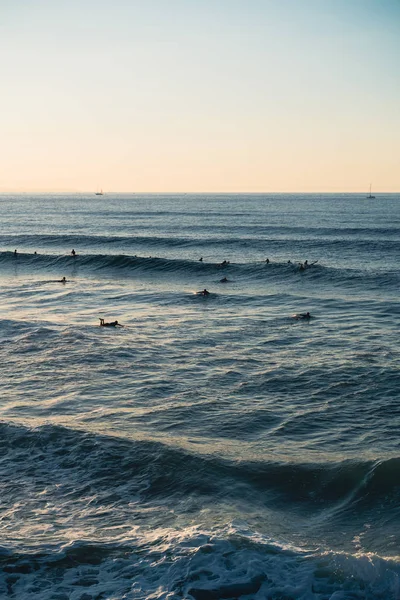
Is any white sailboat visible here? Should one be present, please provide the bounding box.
[95,188,104,196]
[366,184,375,199]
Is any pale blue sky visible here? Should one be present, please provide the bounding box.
[1,0,399,191]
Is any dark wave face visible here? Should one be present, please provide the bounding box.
[1,228,400,270]
[1,193,400,599]
[0,423,400,598]
[1,251,400,297]
[2,423,400,522]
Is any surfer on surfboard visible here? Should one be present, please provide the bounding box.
[99,319,123,327]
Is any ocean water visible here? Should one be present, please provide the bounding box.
[0,192,400,600]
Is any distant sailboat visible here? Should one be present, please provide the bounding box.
[366,184,375,199]
[95,189,104,196]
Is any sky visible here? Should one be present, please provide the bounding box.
[1,0,399,192]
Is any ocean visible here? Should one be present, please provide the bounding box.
[0,192,399,599]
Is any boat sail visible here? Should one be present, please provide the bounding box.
[366,184,375,199]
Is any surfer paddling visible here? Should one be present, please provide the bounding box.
[99,318,123,327]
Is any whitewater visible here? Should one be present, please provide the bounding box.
[0,192,399,599]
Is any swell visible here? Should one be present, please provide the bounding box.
[2,231,400,252]
[1,422,399,518]
[1,250,399,290]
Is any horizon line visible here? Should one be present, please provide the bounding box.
[0,190,399,195]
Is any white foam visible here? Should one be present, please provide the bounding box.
[2,522,398,600]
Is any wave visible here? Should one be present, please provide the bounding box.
[1,422,400,517]
[1,423,400,598]
[1,250,399,290]
[2,230,400,252]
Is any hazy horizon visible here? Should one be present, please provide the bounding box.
[0,189,397,195]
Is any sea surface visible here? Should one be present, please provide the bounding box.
[0,193,400,599]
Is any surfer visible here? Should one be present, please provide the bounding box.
[220,277,229,283]
[265,258,270,264]
[14,249,17,256]
[219,260,229,267]
[300,260,318,270]
[99,318,123,327]
[199,257,203,262]
[293,312,311,319]
[71,249,76,257]
[197,289,210,296]
[45,277,67,284]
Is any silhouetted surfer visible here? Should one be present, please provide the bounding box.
[220,277,229,283]
[265,258,270,264]
[199,257,203,262]
[14,249,17,256]
[299,260,318,271]
[293,312,311,319]
[46,277,67,284]
[99,318,123,327]
[219,260,229,266]
[197,289,210,296]
[71,249,76,257]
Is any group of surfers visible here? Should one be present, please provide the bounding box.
[15,248,313,325]
[15,248,315,273]
[199,257,317,271]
